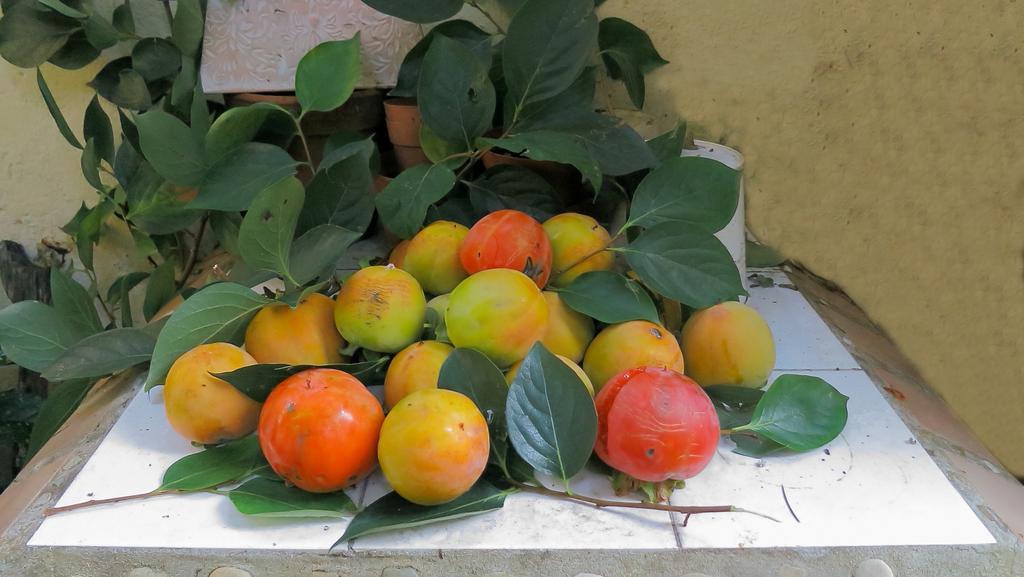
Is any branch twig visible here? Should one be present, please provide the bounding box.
[44,489,176,516]
[511,481,779,522]
[177,214,209,290]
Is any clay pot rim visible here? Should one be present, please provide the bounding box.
[383,97,418,108]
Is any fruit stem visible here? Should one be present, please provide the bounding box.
[177,213,209,290]
[43,489,176,516]
[510,480,779,522]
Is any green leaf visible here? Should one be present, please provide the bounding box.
[298,143,375,235]
[26,379,94,459]
[359,0,463,24]
[238,177,304,282]
[276,280,329,309]
[506,342,597,486]
[210,211,243,257]
[112,1,134,35]
[159,435,263,491]
[125,169,201,235]
[557,271,659,325]
[390,20,492,98]
[465,165,561,222]
[503,0,597,114]
[601,49,644,109]
[204,102,295,166]
[171,0,203,57]
[704,385,764,430]
[190,80,210,142]
[79,138,103,190]
[295,34,361,114]
[513,68,595,132]
[732,374,849,452]
[557,114,656,177]
[598,18,668,109]
[193,143,297,211]
[145,282,270,389]
[214,359,387,402]
[88,57,151,110]
[143,259,176,322]
[647,120,686,164]
[83,14,119,50]
[132,37,182,82]
[118,108,140,152]
[421,127,472,171]
[731,433,788,458]
[169,56,197,116]
[74,200,114,270]
[598,18,668,75]
[136,109,205,186]
[618,224,745,309]
[50,267,102,335]
[438,349,510,468]
[228,477,355,518]
[41,328,155,380]
[288,224,361,285]
[48,29,99,70]
[318,131,379,172]
[0,301,91,372]
[418,35,496,147]
[746,240,786,268]
[36,68,82,149]
[83,96,114,164]
[0,1,79,68]
[38,0,87,20]
[480,132,601,191]
[626,156,741,233]
[106,271,149,305]
[375,163,457,239]
[337,481,508,545]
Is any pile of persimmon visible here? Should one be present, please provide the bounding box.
[162,209,776,505]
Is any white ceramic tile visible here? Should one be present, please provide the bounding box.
[28,379,359,550]
[29,289,992,552]
[745,270,861,370]
[668,370,994,548]
[351,469,677,551]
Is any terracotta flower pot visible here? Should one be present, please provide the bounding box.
[226,90,385,182]
[383,98,429,170]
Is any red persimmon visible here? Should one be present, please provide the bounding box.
[258,369,384,493]
[594,367,720,482]
[459,209,553,288]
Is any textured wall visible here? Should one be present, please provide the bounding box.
[1,1,1022,474]
[599,0,1024,474]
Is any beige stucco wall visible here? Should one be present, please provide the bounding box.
[1,1,1022,474]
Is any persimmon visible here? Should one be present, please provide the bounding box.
[459,209,553,288]
[244,293,345,365]
[258,369,384,493]
[445,268,548,367]
[334,265,426,353]
[595,367,719,483]
[163,343,260,445]
[682,301,775,388]
[582,320,684,392]
[543,212,615,286]
[402,220,470,295]
[377,389,489,505]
